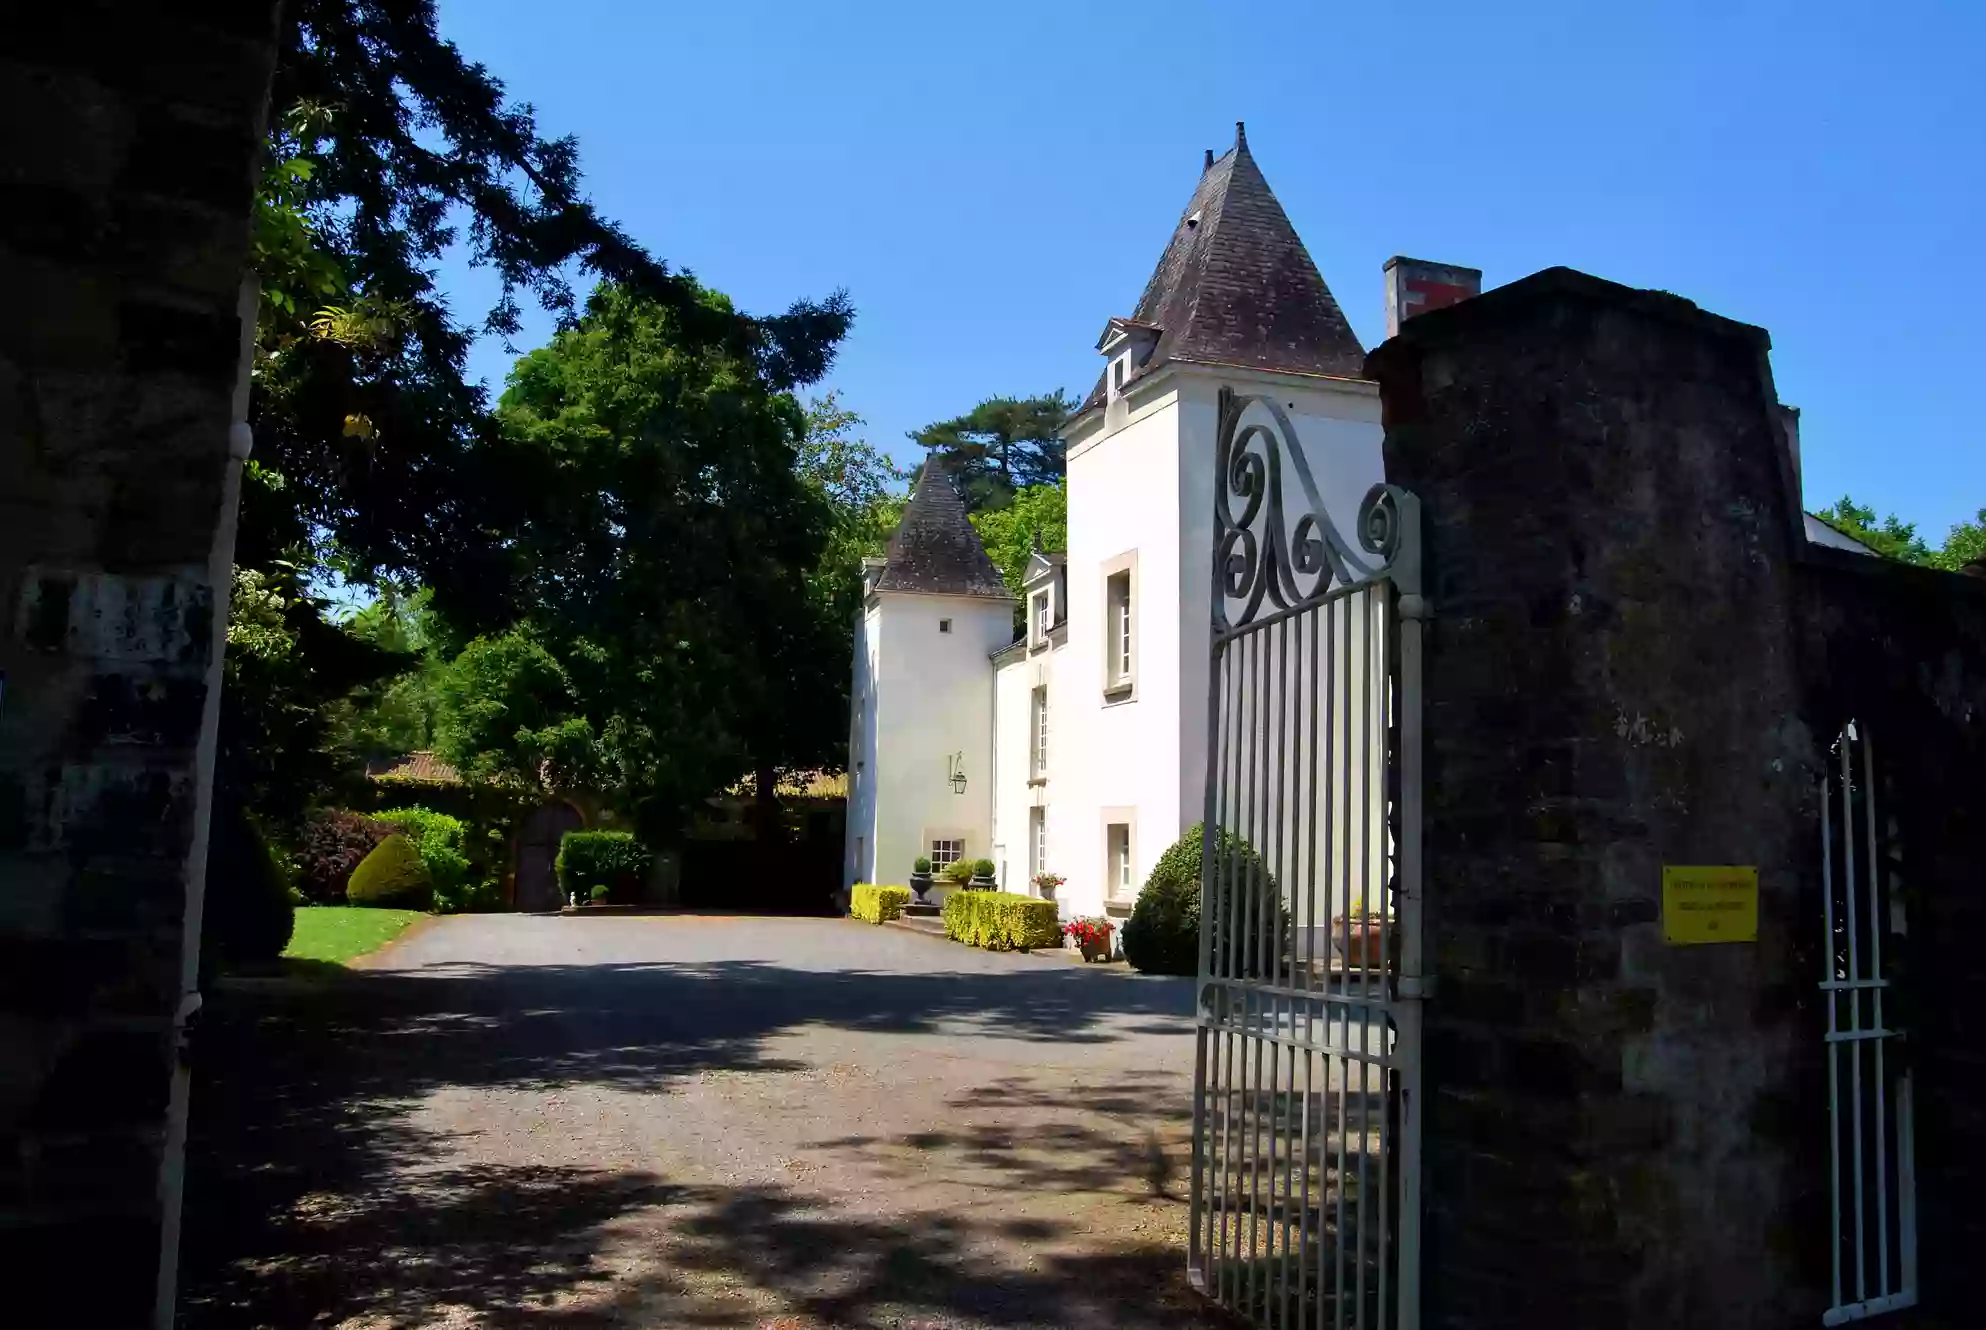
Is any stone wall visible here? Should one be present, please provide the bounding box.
[1370,270,1831,1329]
[0,4,280,1325]
[1368,266,1986,1328]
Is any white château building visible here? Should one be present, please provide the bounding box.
[844,123,1445,924]
[846,124,1877,931]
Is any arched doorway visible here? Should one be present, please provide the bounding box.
[514,801,584,911]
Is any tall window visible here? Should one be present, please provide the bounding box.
[1029,807,1046,877]
[1107,823,1132,899]
[1105,570,1134,691]
[1031,589,1052,646]
[930,838,964,871]
[1030,686,1049,779]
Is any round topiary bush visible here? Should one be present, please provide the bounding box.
[297,808,392,903]
[346,833,434,910]
[375,806,474,910]
[1122,823,1282,977]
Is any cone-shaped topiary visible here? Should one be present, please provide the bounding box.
[346,833,434,910]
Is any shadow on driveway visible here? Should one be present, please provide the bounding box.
[177,937,1241,1328]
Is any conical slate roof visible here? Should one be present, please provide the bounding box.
[873,471,1011,600]
[1077,123,1367,416]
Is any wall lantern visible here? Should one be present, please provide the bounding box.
[947,751,968,795]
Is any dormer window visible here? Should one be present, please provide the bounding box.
[1030,589,1052,647]
[1112,358,1126,392]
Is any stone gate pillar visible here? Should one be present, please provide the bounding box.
[1367,269,1829,1329]
[0,5,282,1325]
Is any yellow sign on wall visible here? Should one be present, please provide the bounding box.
[1662,866,1759,944]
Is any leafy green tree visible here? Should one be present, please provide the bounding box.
[434,630,602,793]
[909,392,1074,512]
[969,482,1068,600]
[1815,497,1986,571]
[250,1,853,623]
[490,282,850,837]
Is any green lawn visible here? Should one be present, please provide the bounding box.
[284,906,426,965]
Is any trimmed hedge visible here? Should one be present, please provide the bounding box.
[557,830,652,904]
[347,833,435,910]
[850,883,913,924]
[375,806,475,910]
[942,890,1061,952]
[1122,823,1283,976]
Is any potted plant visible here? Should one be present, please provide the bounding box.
[1330,907,1396,970]
[942,858,977,891]
[909,856,934,902]
[968,858,998,889]
[1064,915,1115,962]
[1032,871,1065,901]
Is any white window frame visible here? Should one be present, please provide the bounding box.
[1107,822,1132,899]
[1100,550,1139,700]
[929,838,965,871]
[1028,807,1047,878]
[1030,686,1049,782]
[1030,588,1052,647]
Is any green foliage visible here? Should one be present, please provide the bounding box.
[324,589,447,764]
[912,856,932,875]
[941,858,976,886]
[346,834,435,910]
[556,831,652,904]
[296,808,392,903]
[1815,497,1986,572]
[941,891,1061,952]
[434,629,600,793]
[970,858,997,878]
[910,392,1074,512]
[1122,824,1281,977]
[201,807,299,969]
[374,806,476,911]
[850,883,914,924]
[970,482,1069,601]
[488,281,860,833]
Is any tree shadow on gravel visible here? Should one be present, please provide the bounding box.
[177,949,1209,1327]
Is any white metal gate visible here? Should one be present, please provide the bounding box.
[1819,721,1917,1325]
[1191,389,1424,1330]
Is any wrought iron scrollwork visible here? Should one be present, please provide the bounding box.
[1211,386,1416,635]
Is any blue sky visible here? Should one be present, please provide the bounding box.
[436,0,1984,538]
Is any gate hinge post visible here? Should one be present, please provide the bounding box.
[1397,974,1435,1001]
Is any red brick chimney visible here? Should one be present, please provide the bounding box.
[1383,256,1483,338]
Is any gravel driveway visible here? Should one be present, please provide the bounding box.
[179,914,1246,1329]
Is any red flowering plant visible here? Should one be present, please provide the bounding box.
[1032,872,1066,895]
[1062,915,1114,949]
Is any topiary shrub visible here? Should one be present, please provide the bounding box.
[912,856,932,875]
[850,883,913,923]
[557,830,652,905]
[375,806,475,911]
[297,808,392,903]
[941,890,1061,951]
[1122,823,1282,976]
[201,806,297,968]
[346,834,434,910]
[970,858,997,880]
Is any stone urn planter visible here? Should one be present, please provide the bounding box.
[1330,914,1396,970]
[909,871,934,902]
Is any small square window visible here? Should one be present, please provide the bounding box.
[939,618,952,633]
[930,839,964,870]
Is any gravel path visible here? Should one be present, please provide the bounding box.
[179,914,1247,1329]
